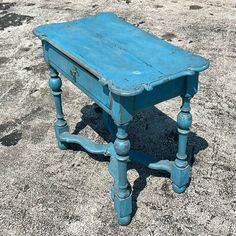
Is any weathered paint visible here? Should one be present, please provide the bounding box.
[34,12,209,225]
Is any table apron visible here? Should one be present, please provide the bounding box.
[134,78,186,112]
[44,43,198,121]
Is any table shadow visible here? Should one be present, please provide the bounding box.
[69,103,208,218]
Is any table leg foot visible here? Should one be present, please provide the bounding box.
[57,142,68,150]
[114,193,132,226]
[172,183,187,193]
[117,214,131,226]
[54,124,70,150]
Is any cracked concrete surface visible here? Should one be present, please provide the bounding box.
[0,0,235,235]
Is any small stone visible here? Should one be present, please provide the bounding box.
[189,5,203,10]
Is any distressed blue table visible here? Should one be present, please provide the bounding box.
[33,12,209,225]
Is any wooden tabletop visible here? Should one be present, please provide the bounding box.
[33,12,209,96]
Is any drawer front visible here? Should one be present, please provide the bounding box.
[46,43,111,113]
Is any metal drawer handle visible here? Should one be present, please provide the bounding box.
[70,68,78,78]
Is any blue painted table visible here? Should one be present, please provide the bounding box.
[33,12,209,225]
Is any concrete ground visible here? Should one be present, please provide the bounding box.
[0,0,235,235]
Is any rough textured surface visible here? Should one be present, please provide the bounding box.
[0,0,235,235]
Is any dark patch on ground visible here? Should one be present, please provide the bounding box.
[0,43,13,49]
[64,214,81,224]
[0,56,9,65]
[0,130,22,146]
[0,80,24,103]
[8,81,24,97]
[155,4,163,8]
[29,123,50,144]
[0,13,34,30]
[0,107,44,137]
[161,181,169,192]
[161,214,174,224]
[51,6,73,11]
[29,88,39,95]
[0,10,8,15]
[23,184,30,192]
[24,107,44,119]
[24,63,48,74]
[20,47,31,52]
[162,32,176,41]
[0,121,17,134]
[25,3,35,6]
[19,184,30,192]
[92,4,99,8]
[189,5,203,10]
[0,2,16,11]
[24,66,32,71]
[123,0,131,4]
[142,201,160,211]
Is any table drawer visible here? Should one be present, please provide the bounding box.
[46,43,110,113]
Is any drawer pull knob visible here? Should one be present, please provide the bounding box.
[70,68,78,78]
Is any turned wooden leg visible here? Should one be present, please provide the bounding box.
[48,67,69,150]
[109,124,132,225]
[171,96,192,193]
